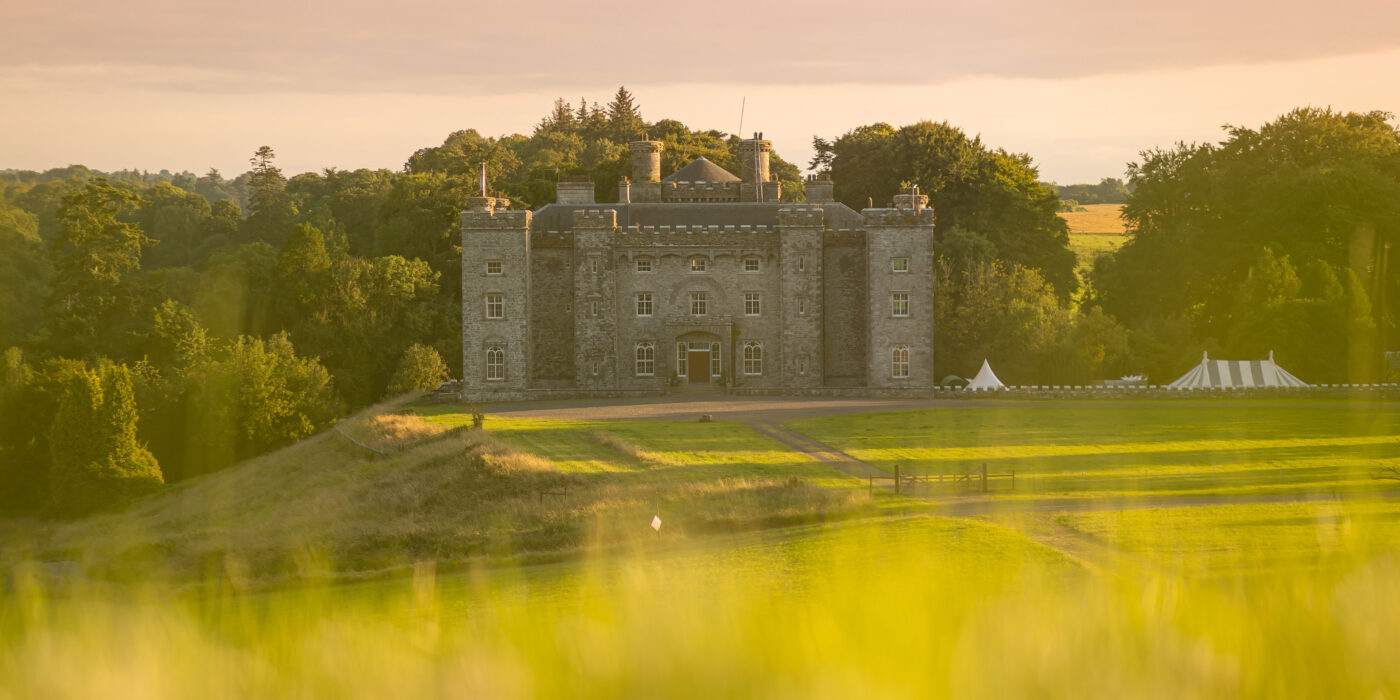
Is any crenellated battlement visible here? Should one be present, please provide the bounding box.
[462,208,531,230]
[572,209,619,229]
[778,205,825,228]
[614,223,780,247]
[860,208,935,227]
[662,180,741,201]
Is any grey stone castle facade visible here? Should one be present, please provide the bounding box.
[460,136,934,401]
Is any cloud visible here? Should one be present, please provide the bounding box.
[4,0,1400,94]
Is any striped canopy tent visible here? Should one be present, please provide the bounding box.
[1167,351,1309,389]
[966,359,1006,391]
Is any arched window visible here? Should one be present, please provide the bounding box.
[892,345,910,378]
[676,342,688,377]
[486,346,505,381]
[710,342,721,377]
[636,343,655,376]
[743,342,763,376]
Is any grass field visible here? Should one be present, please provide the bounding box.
[787,403,1400,498]
[5,398,1400,696]
[1063,203,1129,288]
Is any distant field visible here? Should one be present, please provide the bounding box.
[1061,202,1127,235]
[787,403,1400,498]
[1063,203,1128,280]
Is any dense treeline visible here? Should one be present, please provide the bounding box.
[1053,178,1131,206]
[1090,108,1398,382]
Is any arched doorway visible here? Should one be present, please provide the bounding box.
[675,331,723,385]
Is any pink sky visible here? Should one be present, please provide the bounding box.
[4,0,1399,183]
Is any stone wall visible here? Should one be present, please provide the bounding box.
[528,232,574,384]
[779,207,825,388]
[572,210,619,389]
[822,230,868,386]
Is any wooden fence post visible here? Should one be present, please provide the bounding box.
[895,464,901,496]
[981,463,988,493]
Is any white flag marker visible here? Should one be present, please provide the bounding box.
[651,515,662,532]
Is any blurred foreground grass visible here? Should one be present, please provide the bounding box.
[5,513,1399,697]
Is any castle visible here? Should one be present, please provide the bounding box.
[459,135,935,401]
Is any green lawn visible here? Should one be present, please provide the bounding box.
[9,401,1400,696]
[788,403,1400,498]
[1052,499,1400,578]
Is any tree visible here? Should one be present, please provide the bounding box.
[388,344,449,394]
[0,199,52,349]
[1096,108,1400,361]
[933,259,1070,382]
[48,365,162,516]
[814,121,1077,297]
[47,178,153,358]
[245,146,297,246]
[606,86,645,142]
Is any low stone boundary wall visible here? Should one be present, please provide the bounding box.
[730,384,1400,400]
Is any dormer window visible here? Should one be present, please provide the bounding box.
[690,256,708,272]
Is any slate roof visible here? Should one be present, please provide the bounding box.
[529,202,865,232]
[661,157,741,183]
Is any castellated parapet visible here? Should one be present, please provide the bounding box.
[460,133,936,401]
[573,208,618,230]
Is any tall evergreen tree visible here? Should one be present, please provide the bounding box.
[606,86,645,142]
[245,146,296,246]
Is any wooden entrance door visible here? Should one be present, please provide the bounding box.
[687,351,711,383]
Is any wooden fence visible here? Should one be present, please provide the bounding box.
[868,463,1014,495]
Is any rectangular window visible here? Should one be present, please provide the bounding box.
[690,291,708,316]
[798,297,806,315]
[743,257,760,272]
[485,293,504,319]
[690,257,708,272]
[799,354,808,375]
[590,257,599,274]
[590,300,599,317]
[798,256,805,272]
[891,292,909,318]
[591,361,599,376]
[744,292,761,316]
[636,258,652,272]
[710,342,721,377]
[486,260,502,275]
[636,292,653,316]
[892,257,909,272]
[676,343,688,377]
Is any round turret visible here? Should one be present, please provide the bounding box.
[629,139,663,183]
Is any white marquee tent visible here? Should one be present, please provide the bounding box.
[1167,351,1309,389]
[966,359,1006,391]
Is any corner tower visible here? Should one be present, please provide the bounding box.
[862,185,935,389]
[461,195,531,399]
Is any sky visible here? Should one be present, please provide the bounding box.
[3,0,1400,184]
